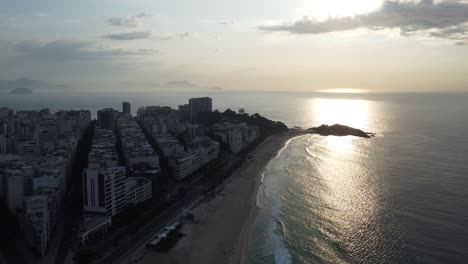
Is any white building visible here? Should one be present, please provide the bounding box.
[82,167,127,217]
[228,129,243,153]
[191,137,220,164]
[126,177,152,205]
[169,151,203,180]
[23,195,50,256]
[213,123,259,153]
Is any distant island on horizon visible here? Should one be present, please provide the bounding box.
[8,87,33,95]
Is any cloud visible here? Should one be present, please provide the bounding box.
[164,80,223,91]
[135,12,152,18]
[35,12,49,17]
[259,0,468,44]
[102,31,173,41]
[153,35,173,40]
[108,17,140,27]
[165,80,198,89]
[121,81,161,87]
[178,32,191,39]
[15,40,157,62]
[0,77,69,92]
[103,31,152,40]
[119,80,222,91]
[220,20,235,25]
[108,13,152,27]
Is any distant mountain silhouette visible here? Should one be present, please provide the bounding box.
[0,77,68,92]
[9,87,33,94]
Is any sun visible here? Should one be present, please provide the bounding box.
[298,0,382,20]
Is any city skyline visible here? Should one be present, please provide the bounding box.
[1,0,468,93]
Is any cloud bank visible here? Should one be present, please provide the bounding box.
[108,12,152,27]
[120,80,223,91]
[0,77,69,92]
[15,40,157,62]
[102,31,174,41]
[103,31,152,40]
[259,0,468,44]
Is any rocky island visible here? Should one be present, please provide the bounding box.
[308,124,374,138]
[9,87,33,94]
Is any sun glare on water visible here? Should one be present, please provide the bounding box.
[311,98,371,129]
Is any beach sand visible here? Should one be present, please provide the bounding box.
[136,131,302,264]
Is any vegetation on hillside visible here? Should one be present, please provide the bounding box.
[198,109,288,137]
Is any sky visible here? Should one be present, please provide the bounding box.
[0,0,467,93]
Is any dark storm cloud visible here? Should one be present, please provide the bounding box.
[108,13,152,27]
[15,40,157,62]
[259,0,468,43]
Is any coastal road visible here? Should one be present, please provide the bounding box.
[99,189,203,264]
[107,135,278,264]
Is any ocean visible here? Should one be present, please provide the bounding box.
[246,93,468,263]
[2,91,468,263]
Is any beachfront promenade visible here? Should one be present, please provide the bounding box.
[108,136,276,264]
[133,131,305,264]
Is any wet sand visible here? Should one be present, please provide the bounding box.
[136,131,303,264]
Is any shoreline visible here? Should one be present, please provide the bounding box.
[136,131,305,264]
[238,133,299,264]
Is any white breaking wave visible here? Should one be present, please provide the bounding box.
[270,200,292,264]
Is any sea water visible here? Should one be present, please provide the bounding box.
[247,93,468,263]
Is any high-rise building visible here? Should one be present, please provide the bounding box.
[212,122,257,153]
[0,133,6,154]
[228,129,243,153]
[3,168,29,214]
[178,104,190,122]
[97,108,117,130]
[122,102,131,115]
[189,97,212,123]
[23,195,50,256]
[82,167,127,216]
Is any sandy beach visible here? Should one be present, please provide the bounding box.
[136,131,303,264]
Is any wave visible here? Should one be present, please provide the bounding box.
[270,200,292,264]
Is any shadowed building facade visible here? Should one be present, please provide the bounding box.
[189,97,212,123]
